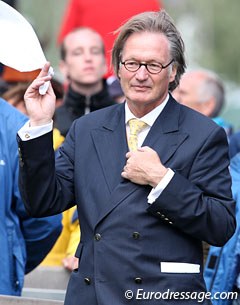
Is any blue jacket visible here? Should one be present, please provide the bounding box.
[229,131,240,159]
[0,99,62,296]
[204,153,240,304]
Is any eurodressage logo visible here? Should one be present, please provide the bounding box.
[124,289,238,303]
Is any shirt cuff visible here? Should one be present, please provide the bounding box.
[147,168,175,204]
[18,120,53,141]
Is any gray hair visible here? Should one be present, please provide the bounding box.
[197,70,225,118]
[111,10,186,91]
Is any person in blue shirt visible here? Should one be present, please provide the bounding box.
[204,153,240,305]
[0,98,62,296]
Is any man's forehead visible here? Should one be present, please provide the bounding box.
[65,29,103,47]
[121,32,170,63]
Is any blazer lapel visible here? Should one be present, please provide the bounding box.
[143,96,189,165]
[91,103,128,193]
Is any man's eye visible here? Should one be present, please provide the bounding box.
[72,50,83,56]
[126,61,138,67]
[148,63,161,69]
[91,48,102,55]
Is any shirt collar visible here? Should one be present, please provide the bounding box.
[125,93,169,127]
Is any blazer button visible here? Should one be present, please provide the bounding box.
[132,232,140,239]
[134,277,142,284]
[157,211,165,218]
[84,277,91,285]
[94,233,101,241]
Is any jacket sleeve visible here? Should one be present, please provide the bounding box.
[14,149,62,273]
[147,126,236,247]
[18,120,77,217]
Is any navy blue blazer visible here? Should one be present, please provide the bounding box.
[18,95,235,305]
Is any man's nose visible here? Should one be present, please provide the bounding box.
[135,65,149,80]
[83,51,93,61]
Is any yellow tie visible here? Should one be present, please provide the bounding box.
[128,118,148,151]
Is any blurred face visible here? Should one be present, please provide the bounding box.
[118,32,176,117]
[173,72,215,116]
[60,29,107,87]
[173,73,202,111]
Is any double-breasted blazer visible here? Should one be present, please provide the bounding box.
[18,95,235,305]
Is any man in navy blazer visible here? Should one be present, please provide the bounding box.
[18,10,235,305]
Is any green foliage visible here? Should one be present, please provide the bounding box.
[164,0,240,84]
[18,0,67,69]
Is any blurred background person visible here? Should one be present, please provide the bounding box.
[0,98,62,296]
[48,27,116,270]
[173,69,233,138]
[173,69,234,264]
[58,0,162,76]
[41,206,80,271]
[173,68,240,303]
[55,27,115,137]
[2,82,30,115]
[229,131,240,160]
[204,152,240,305]
[2,79,65,150]
[1,79,78,271]
[0,78,9,96]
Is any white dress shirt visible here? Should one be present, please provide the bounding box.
[18,95,174,204]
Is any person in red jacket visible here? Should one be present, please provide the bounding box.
[58,0,162,76]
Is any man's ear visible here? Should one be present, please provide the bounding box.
[202,98,216,117]
[169,64,177,83]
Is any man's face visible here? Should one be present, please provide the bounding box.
[173,72,210,115]
[118,32,176,115]
[173,72,202,112]
[60,29,107,85]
